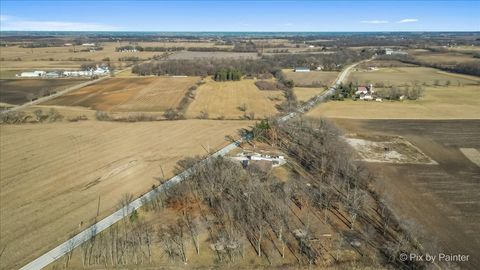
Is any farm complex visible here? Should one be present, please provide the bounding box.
[1,27,479,270]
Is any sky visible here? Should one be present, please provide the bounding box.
[0,0,479,32]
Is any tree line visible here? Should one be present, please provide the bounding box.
[213,68,243,81]
[116,44,257,53]
[132,49,373,77]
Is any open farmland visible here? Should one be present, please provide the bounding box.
[0,41,237,78]
[294,87,326,103]
[0,42,146,75]
[349,66,480,86]
[0,119,251,269]
[442,45,480,53]
[185,79,284,119]
[408,49,480,65]
[307,85,480,119]
[0,78,88,105]
[42,76,199,112]
[168,51,259,60]
[330,118,480,269]
[356,59,416,69]
[282,69,339,86]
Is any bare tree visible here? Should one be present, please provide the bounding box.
[346,186,365,230]
[184,212,200,255]
[33,109,43,122]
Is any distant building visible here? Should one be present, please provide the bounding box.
[294,67,310,72]
[17,66,109,79]
[360,94,373,101]
[355,84,375,100]
[81,43,95,46]
[63,66,110,77]
[93,66,109,75]
[63,70,92,77]
[45,71,61,78]
[355,86,369,96]
[385,48,408,55]
[119,48,138,52]
[17,71,46,77]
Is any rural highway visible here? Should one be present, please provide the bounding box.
[19,59,367,270]
[279,59,366,122]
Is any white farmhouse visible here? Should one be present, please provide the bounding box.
[355,86,369,96]
[385,48,408,55]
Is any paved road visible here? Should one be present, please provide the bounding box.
[279,60,365,122]
[19,59,366,270]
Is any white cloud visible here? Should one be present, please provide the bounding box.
[0,15,119,31]
[0,14,12,21]
[397,18,419,23]
[360,20,389,24]
[279,23,294,27]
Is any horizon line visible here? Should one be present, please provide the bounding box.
[1,30,479,33]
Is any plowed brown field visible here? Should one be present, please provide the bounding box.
[42,76,199,112]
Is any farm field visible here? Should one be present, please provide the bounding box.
[356,59,416,69]
[168,51,258,60]
[282,69,339,86]
[0,119,251,269]
[444,45,480,53]
[114,67,142,78]
[0,41,237,78]
[294,87,325,103]
[0,78,89,105]
[185,79,284,119]
[414,52,478,64]
[307,85,480,119]
[348,66,480,86]
[330,118,480,269]
[42,76,200,112]
[408,49,480,65]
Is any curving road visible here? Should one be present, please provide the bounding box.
[279,59,367,122]
[19,59,368,270]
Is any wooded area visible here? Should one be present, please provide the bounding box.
[131,50,373,77]
[59,118,428,269]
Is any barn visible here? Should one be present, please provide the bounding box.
[294,67,310,72]
[18,71,46,77]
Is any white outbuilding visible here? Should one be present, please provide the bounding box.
[18,71,46,77]
[294,67,310,72]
